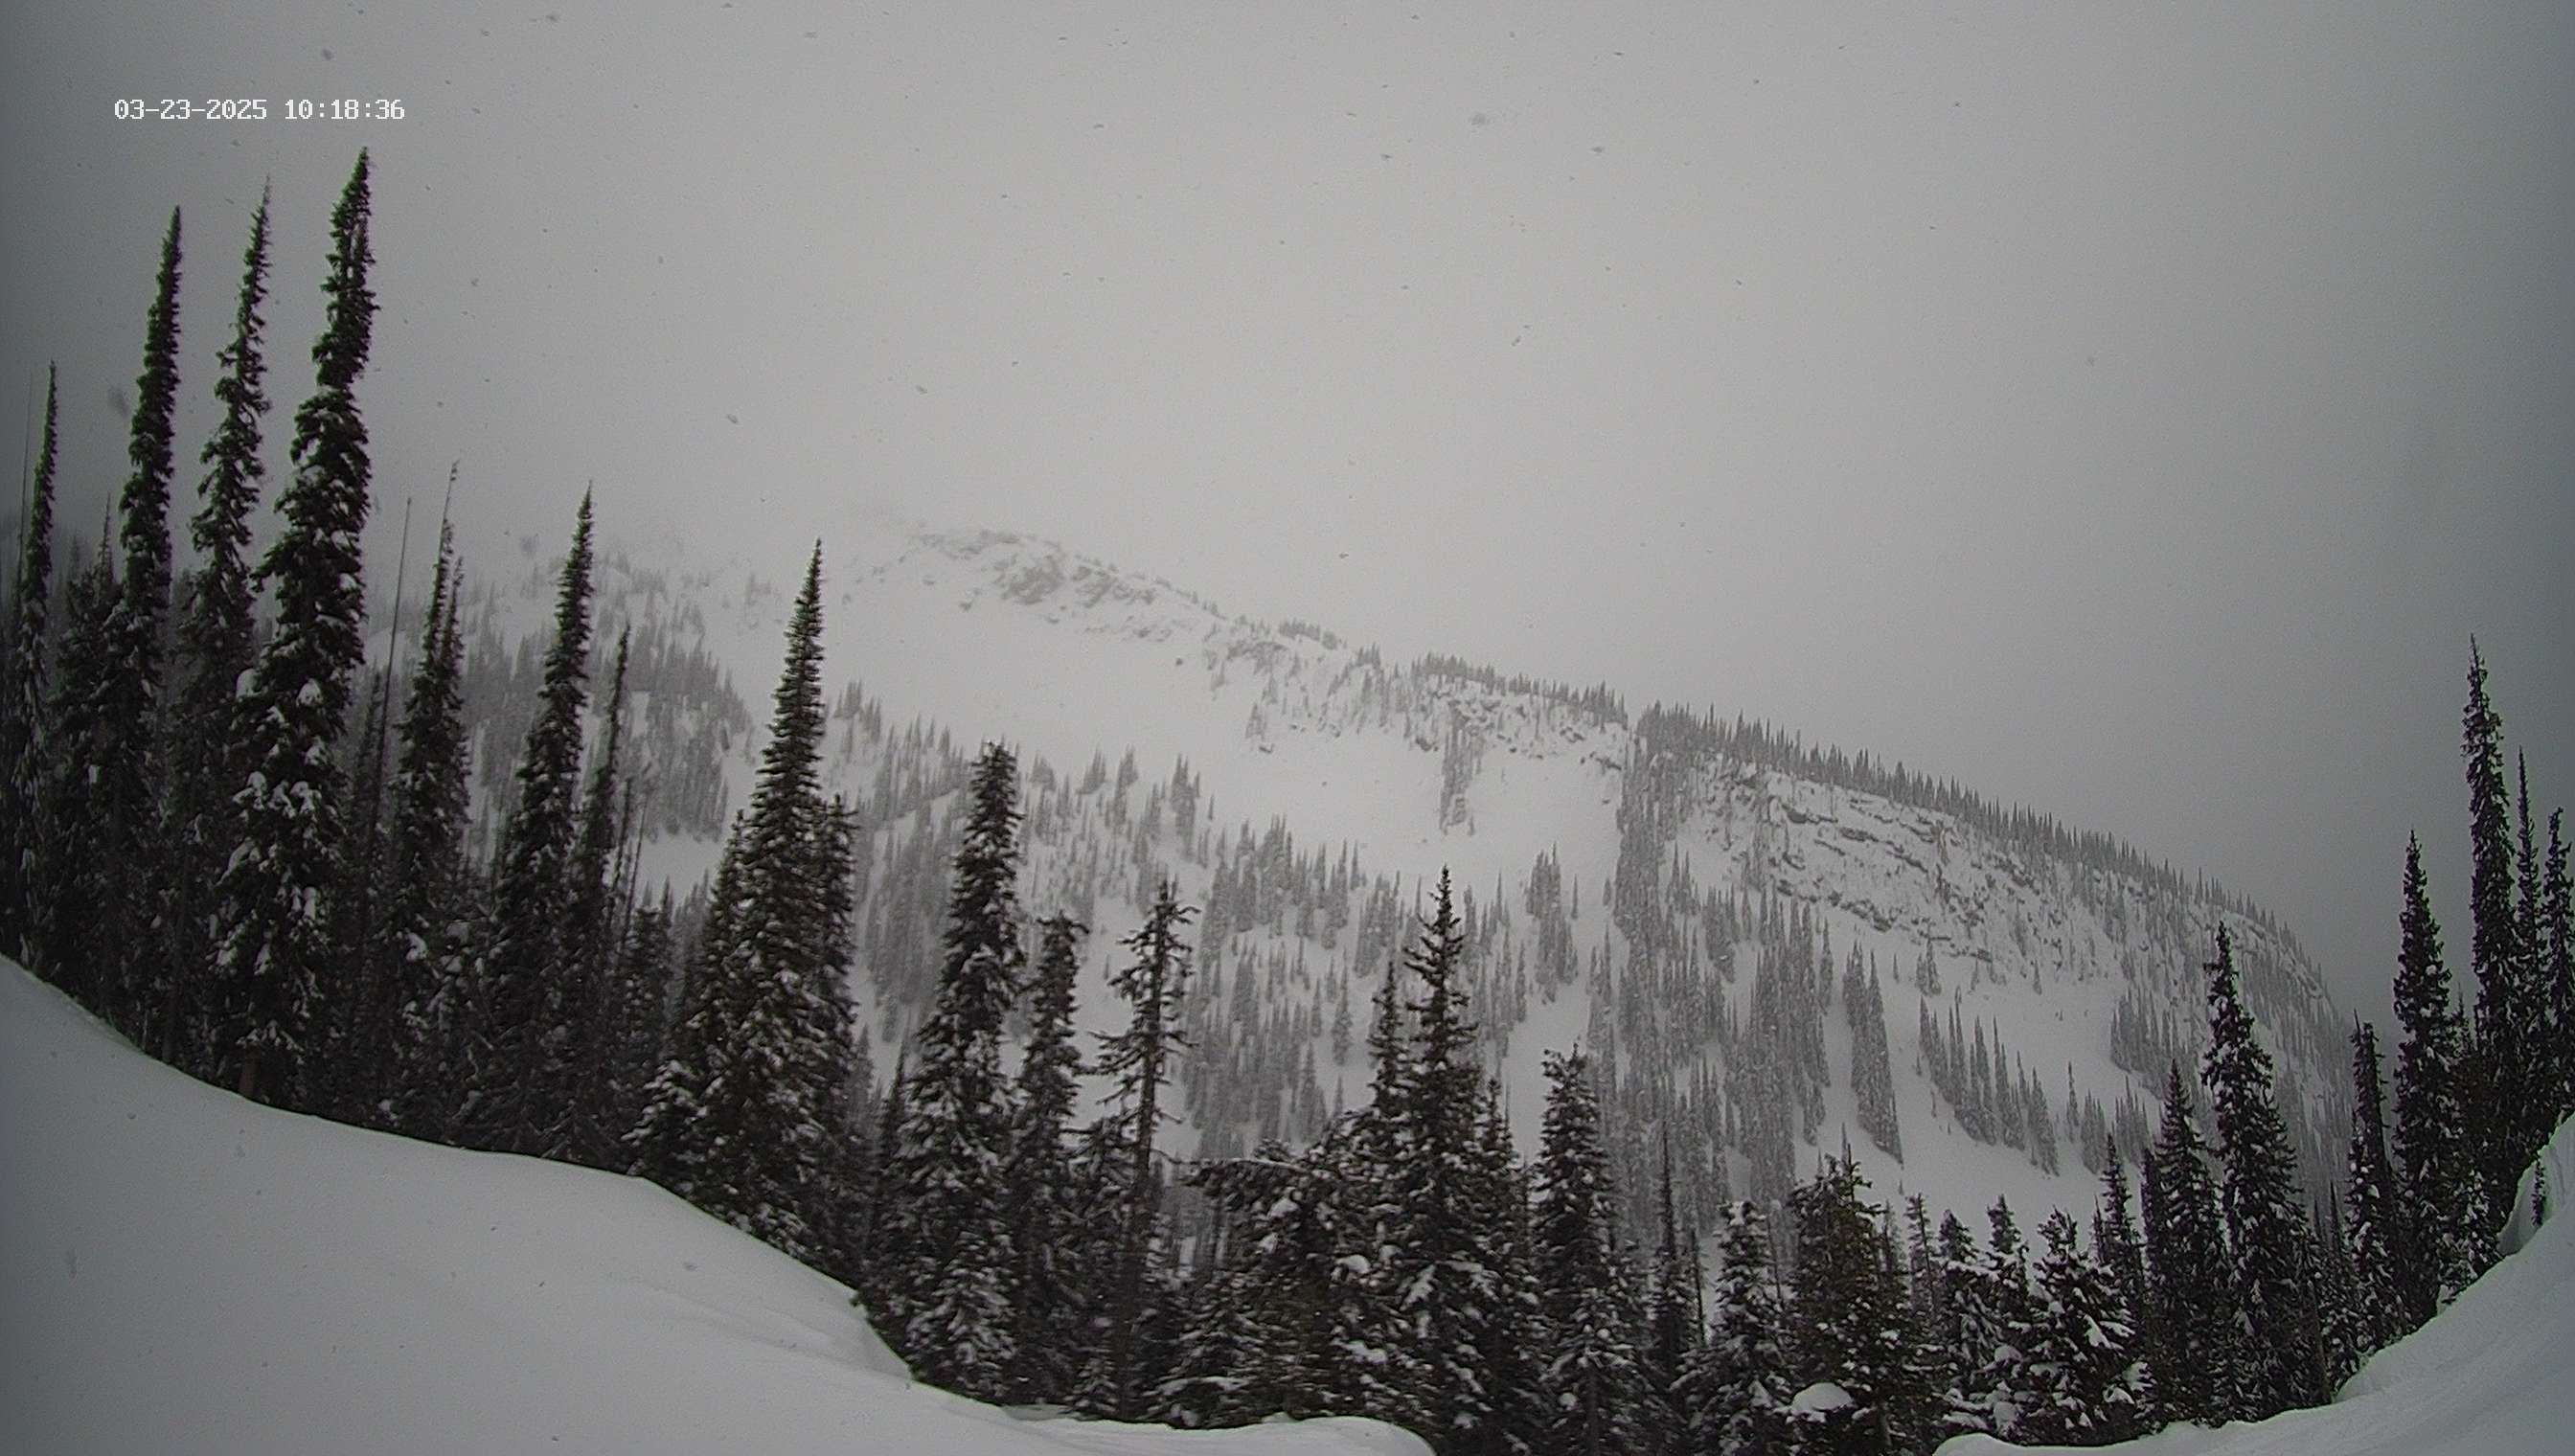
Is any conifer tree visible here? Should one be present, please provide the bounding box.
[598,885,675,1162]
[95,208,184,1036]
[2390,834,2476,1318]
[462,491,595,1153]
[558,623,632,1167]
[1848,961,1901,1159]
[1388,871,1513,1449]
[212,150,378,1108]
[31,539,117,1005]
[1470,1081,1552,1456]
[875,740,1027,1398]
[2020,1209,2152,1445]
[2459,641,2526,1255]
[2544,812,2572,1122]
[365,523,473,1132]
[2201,925,2320,1419]
[1675,1199,1795,1456]
[2143,1062,2231,1426]
[2342,1021,2404,1353]
[1007,913,1094,1402]
[163,193,272,1074]
[635,547,855,1268]
[1093,879,1196,1417]
[1786,1156,1926,1455]
[1533,1047,1652,1456]
[1645,1129,1699,1425]
[0,367,60,957]
[1951,1195,2041,1441]
[2092,1140,2150,1353]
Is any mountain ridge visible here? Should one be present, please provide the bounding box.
[440,514,2351,1236]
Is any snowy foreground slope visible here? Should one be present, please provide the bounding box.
[0,964,1425,1456]
[1940,1117,2575,1456]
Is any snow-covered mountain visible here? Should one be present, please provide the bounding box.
[437,513,2351,1239]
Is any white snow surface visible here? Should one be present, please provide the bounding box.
[0,962,1427,1456]
[1937,1116,2575,1456]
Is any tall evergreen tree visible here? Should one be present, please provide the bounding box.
[2544,811,2573,1123]
[633,547,855,1270]
[2201,925,2321,1419]
[2459,640,2526,1257]
[461,491,595,1153]
[2143,1062,2232,1426]
[0,366,60,957]
[2390,833,2476,1318]
[1533,1048,1652,1456]
[2092,1138,2152,1393]
[2342,1021,2404,1354]
[94,208,184,1035]
[598,885,675,1163]
[1388,870,1513,1451]
[163,193,273,1074]
[874,740,1028,1398]
[378,525,475,1137]
[30,539,118,1005]
[1093,880,1196,1417]
[211,150,378,1107]
[558,623,632,1167]
[1645,1128,1699,1433]
[1007,913,1095,1402]
[1675,1198,1795,1456]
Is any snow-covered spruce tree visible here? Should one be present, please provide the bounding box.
[635,546,856,1269]
[2342,1020,2404,1354]
[211,150,377,1108]
[2459,640,2527,1263]
[460,490,596,1155]
[598,885,675,1163]
[2390,833,2476,1320]
[2091,1139,2153,1408]
[162,193,272,1077]
[1387,870,1516,1451]
[378,525,476,1138]
[875,739,1028,1398]
[1089,879,1196,1418]
[1846,958,1901,1159]
[558,624,632,1168]
[95,208,184,1038]
[0,366,60,960]
[1947,1195,2040,1442]
[1674,1198,1795,1456]
[2201,925,2322,1419]
[2142,1060,2232,1426]
[2019,1209,2151,1445]
[1007,913,1095,1402]
[1785,1155,1930,1455]
[1471,1080,1552,1456]
[1533,1048,1652,1455]
[2319,1196,2375,1392]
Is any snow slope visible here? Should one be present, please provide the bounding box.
[0,962,1425,1456]
[1936,1117,2575,1456]
[450,517,2350,1238]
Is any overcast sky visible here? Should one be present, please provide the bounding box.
[4,2,2569,1030]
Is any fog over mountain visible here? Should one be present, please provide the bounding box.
[5,2,2570,1074]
